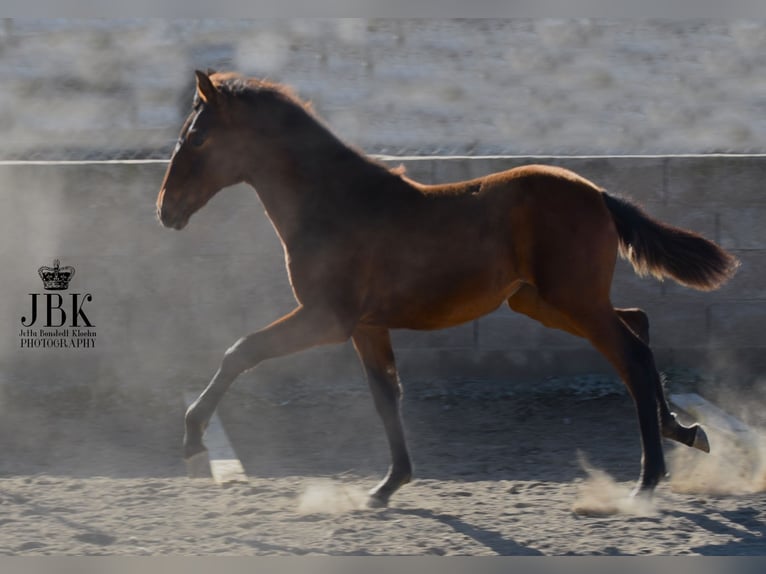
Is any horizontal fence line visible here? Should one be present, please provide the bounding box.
[0,159,171,166]
[3,153,766,167]
[377,153,766,161]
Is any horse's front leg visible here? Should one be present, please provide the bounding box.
[351,326,412,508]
[184,305,354,459]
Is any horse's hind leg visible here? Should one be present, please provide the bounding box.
[616,308,709,452]
[509,286,669,492]
[617,308,650,344]
[654,373,710,453]
[351,326,412,508]
[184,305,353,459]
[512,290,708,458]
[657,398,710,453]
[571,309,671,492]
[573,308,710,489]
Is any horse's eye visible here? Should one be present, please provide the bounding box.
[188,129,206,148]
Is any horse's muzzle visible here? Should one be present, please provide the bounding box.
[156,192,189,229]
[157,205,188,230]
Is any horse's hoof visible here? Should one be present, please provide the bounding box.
[630,484,656,500]
[630,469,667,498]
[366,494,389,509]
[184,450,211,478]
[692,425,710,453]
[183,440,207,460]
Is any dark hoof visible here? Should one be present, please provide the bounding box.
[366,467,411,509]
[630,470,669,498]
[366,494,389,509]
[183,438,207,460]
[693,425,711,453]
[630,485,655,500]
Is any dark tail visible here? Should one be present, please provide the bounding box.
[602,192,739,291]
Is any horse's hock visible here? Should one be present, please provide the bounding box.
[1,155,764,390]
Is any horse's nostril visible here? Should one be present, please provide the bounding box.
[156,202,188,230]
[157,203,173,227]
[157,205,169,225]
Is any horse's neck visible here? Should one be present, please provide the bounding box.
[244,136,404,246]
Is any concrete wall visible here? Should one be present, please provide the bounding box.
[4,19,766,158]
[0,156,763,396]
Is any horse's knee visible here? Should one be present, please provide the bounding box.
[369,375,402,410]
[220,336,260,377]
[386,371,403,401]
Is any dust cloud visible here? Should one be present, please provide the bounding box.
[571,453,656,517]
[572,386,766,514]
[296,479,369,515]
[669,419,766,496]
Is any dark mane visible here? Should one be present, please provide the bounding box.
[218,76,314,115]
[215,75,405,182]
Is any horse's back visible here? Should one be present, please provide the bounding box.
[411,163,602,196]
[353,165,615,329]
[410,163,619,295]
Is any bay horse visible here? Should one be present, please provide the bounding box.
[157,71,739,507]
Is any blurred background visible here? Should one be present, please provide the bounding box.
[3,18,766,160]
[2,21,765,478]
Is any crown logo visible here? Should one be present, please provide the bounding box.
[38,259,75,290]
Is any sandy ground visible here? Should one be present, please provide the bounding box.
[1,374,766,556]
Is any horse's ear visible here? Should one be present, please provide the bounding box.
[195,70,218,106]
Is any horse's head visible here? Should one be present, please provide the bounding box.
[157,70,247,230]
[159,70,343,230]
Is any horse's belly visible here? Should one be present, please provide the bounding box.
[364,277,524,331]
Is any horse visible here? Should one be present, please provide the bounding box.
[156,70,739,508]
